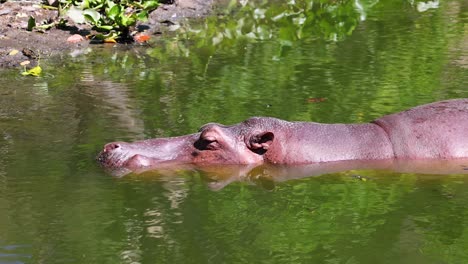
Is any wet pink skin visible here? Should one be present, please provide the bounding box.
[98,99,468,172]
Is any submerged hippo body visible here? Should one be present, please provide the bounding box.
[98,99,468,172]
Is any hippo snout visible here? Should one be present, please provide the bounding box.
[98,141,131,167]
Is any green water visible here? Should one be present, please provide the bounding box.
[1,0,468,263]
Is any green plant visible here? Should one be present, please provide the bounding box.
[61,0,158,41]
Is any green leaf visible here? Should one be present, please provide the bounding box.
[121,15,136,27]
[66,6,86,24]
[97,25,113,31]
[94,31,119,41]
[136,10,148,21]
[83,9,101,24]
[143,1,158,10]
[27,16,36,31]
[107,5,121,20]
[106,0,116,9]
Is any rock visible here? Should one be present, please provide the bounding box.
[67,34,85,43]
[47,0,59,7]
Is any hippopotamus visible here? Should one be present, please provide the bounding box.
[98,99,468,174]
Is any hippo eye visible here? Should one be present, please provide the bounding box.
[203,138,220,150]
[195,137,220,150]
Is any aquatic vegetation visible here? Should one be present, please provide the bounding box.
[60,0,159,41]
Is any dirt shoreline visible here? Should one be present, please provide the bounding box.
[0,0,218,69]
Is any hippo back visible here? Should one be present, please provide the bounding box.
[373,99,468,159]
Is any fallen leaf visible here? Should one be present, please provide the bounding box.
[134,34,150,43]
[22,66,42,77]
[9,49,19,56]
[103,38,117,43]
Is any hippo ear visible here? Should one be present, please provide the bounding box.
[248,132,274,153]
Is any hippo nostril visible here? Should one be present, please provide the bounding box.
[104,143,121,152]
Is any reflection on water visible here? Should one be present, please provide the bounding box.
[0,0,467,263]
[0,244,32,264]
[80,67,145,138]
[123,159,468,191]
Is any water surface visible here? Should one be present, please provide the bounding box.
[0,0,467,263]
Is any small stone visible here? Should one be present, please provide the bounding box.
[0,8,11,16]
[47,0,59,7]
[67,34,85,43]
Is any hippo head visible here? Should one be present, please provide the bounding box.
[98,117,280,172]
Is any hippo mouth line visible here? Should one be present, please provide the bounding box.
[97,150,146,167]
[98,150,178,169]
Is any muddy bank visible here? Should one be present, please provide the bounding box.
[0,0,220,68]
